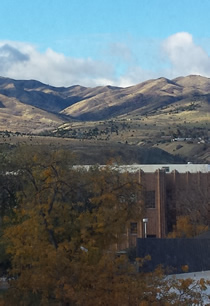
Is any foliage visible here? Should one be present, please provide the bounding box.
[2,146,143,304]
[168,216,208,238]
[0,146,209,305]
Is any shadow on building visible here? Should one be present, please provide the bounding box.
[117,167,210,251]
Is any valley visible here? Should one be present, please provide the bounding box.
[0,75,209,163]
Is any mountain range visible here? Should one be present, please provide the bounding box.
[0,74,209,133]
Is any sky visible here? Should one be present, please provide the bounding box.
[1,0,210,87]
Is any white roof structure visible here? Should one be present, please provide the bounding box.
[74,164,210,173]
[113,164,210,173]
[167,271,210,304]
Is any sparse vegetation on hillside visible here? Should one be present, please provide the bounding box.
[0,75,209,163]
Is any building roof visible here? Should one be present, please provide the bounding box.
[115,164,210,173]
[74,164,210,173]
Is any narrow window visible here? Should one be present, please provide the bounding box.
[144,191,156,208]
[130,222,137,234]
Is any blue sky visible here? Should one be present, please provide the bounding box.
[1,0,210,87]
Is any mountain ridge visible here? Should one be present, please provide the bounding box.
[0,75,209,132]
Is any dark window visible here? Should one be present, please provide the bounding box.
[144,191,155,208]
[166,189,173,200]
[130,222,137,234]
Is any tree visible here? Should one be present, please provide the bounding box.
[168,216,208,238]
[2,146,144,304]
[1,146,210,305]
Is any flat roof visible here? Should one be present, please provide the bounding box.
[74,164,210,173]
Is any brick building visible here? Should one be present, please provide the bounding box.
[116,165,210,250]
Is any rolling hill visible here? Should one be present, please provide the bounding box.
[0,75,209,163]
[0,75,209,125]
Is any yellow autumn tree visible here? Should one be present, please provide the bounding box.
[168,215,208,238]
[1,146,210,305]
[2,146,144,304]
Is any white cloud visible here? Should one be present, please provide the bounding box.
[162,32,210,78]
[0,39,159,88]
[0,41,115,87]
[1,33,210,88]
[118,32,210,85]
